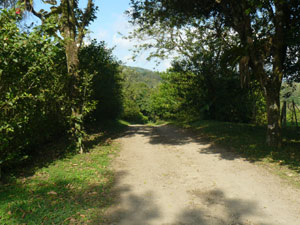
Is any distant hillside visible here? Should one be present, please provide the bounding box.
[122,66,161,88]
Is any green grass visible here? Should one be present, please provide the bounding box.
[285,107,300,127]
[0,120,128,224]
[146,120,168,126]
[176,120,300,186]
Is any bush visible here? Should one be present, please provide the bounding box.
[122,98,148,124]
[0,8,69,169]
[149,70,266,124]
[79,41,123,122]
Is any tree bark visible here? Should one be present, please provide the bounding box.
[292,100,298,128]
[281,101,287,127]
[61,0,83,153]
[265,87,282,147]
[228,0,287,148]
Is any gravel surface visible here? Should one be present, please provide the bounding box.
[105,125,300,225]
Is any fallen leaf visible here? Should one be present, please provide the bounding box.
[47,191,57,195]
[8,211,11,215]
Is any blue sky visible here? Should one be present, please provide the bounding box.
[90,0,171,71]
[32,0,171,71]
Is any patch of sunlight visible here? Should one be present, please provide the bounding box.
[249,144,257,149]
[290,139,300,143]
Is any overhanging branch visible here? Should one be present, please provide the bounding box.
[24,0,44,21]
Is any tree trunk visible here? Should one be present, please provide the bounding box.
[265,89,282,147]
[281,101,287,127]
[61,0,84,153]
[292,100,298,128]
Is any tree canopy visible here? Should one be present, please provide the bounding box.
[128,0,300,147]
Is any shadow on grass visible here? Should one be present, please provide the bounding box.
[1,167,266,224]
[186,120,300,173]
[1,136,74,183]
[0,173,117,224]
[0,121,289,224]
[0,120,129,224]
[1,120,128,184]
[84,120,128,151]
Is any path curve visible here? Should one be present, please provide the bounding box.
[105,125,300,225]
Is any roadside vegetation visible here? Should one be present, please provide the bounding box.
[0,120,127,224]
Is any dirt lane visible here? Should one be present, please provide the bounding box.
[105,125,300,225]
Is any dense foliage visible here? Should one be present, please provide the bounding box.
[0,8,122,176]
[80,41,123,122]
[150,68,266,124]
[121,66,160,123]
[0,8,69,169]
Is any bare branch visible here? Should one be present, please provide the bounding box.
[77,0,94,48]
[24,0,44,21]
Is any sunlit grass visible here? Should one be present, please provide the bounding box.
[0,120,127,224]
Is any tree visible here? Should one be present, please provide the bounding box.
[23,0,97,152]
[128,0,300,147]
[79,41,123,122]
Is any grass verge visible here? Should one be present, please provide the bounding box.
[0,120,127,224]
[175,120,300,187]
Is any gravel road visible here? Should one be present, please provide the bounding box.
[104,125,300,225]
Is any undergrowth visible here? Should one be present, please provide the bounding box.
[0,120,127,224]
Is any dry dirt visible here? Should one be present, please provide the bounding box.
[104,124,300,225]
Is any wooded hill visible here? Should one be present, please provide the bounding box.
[123,66,161,88]
[120,66,161,123]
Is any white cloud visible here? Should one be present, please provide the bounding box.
[121,52,171,72]
[90,26,109,42]
[90,12,172,72]
[97,29,108,40]
[112,34,134,49]
[162,60,172,70]
[113,14,133,35]
[122,54,134,63]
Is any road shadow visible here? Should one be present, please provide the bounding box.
[120,124,198,146]
[120,123,300,168]
[92,180,269,225]
[120,124,243,161]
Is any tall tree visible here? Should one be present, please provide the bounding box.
[129,0,300,147]
[23,0,97,152]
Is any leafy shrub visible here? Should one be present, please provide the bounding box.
[79,41,123,122]
[149,70,266,124]
[0,8,69,168]
[122,98,148,124]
